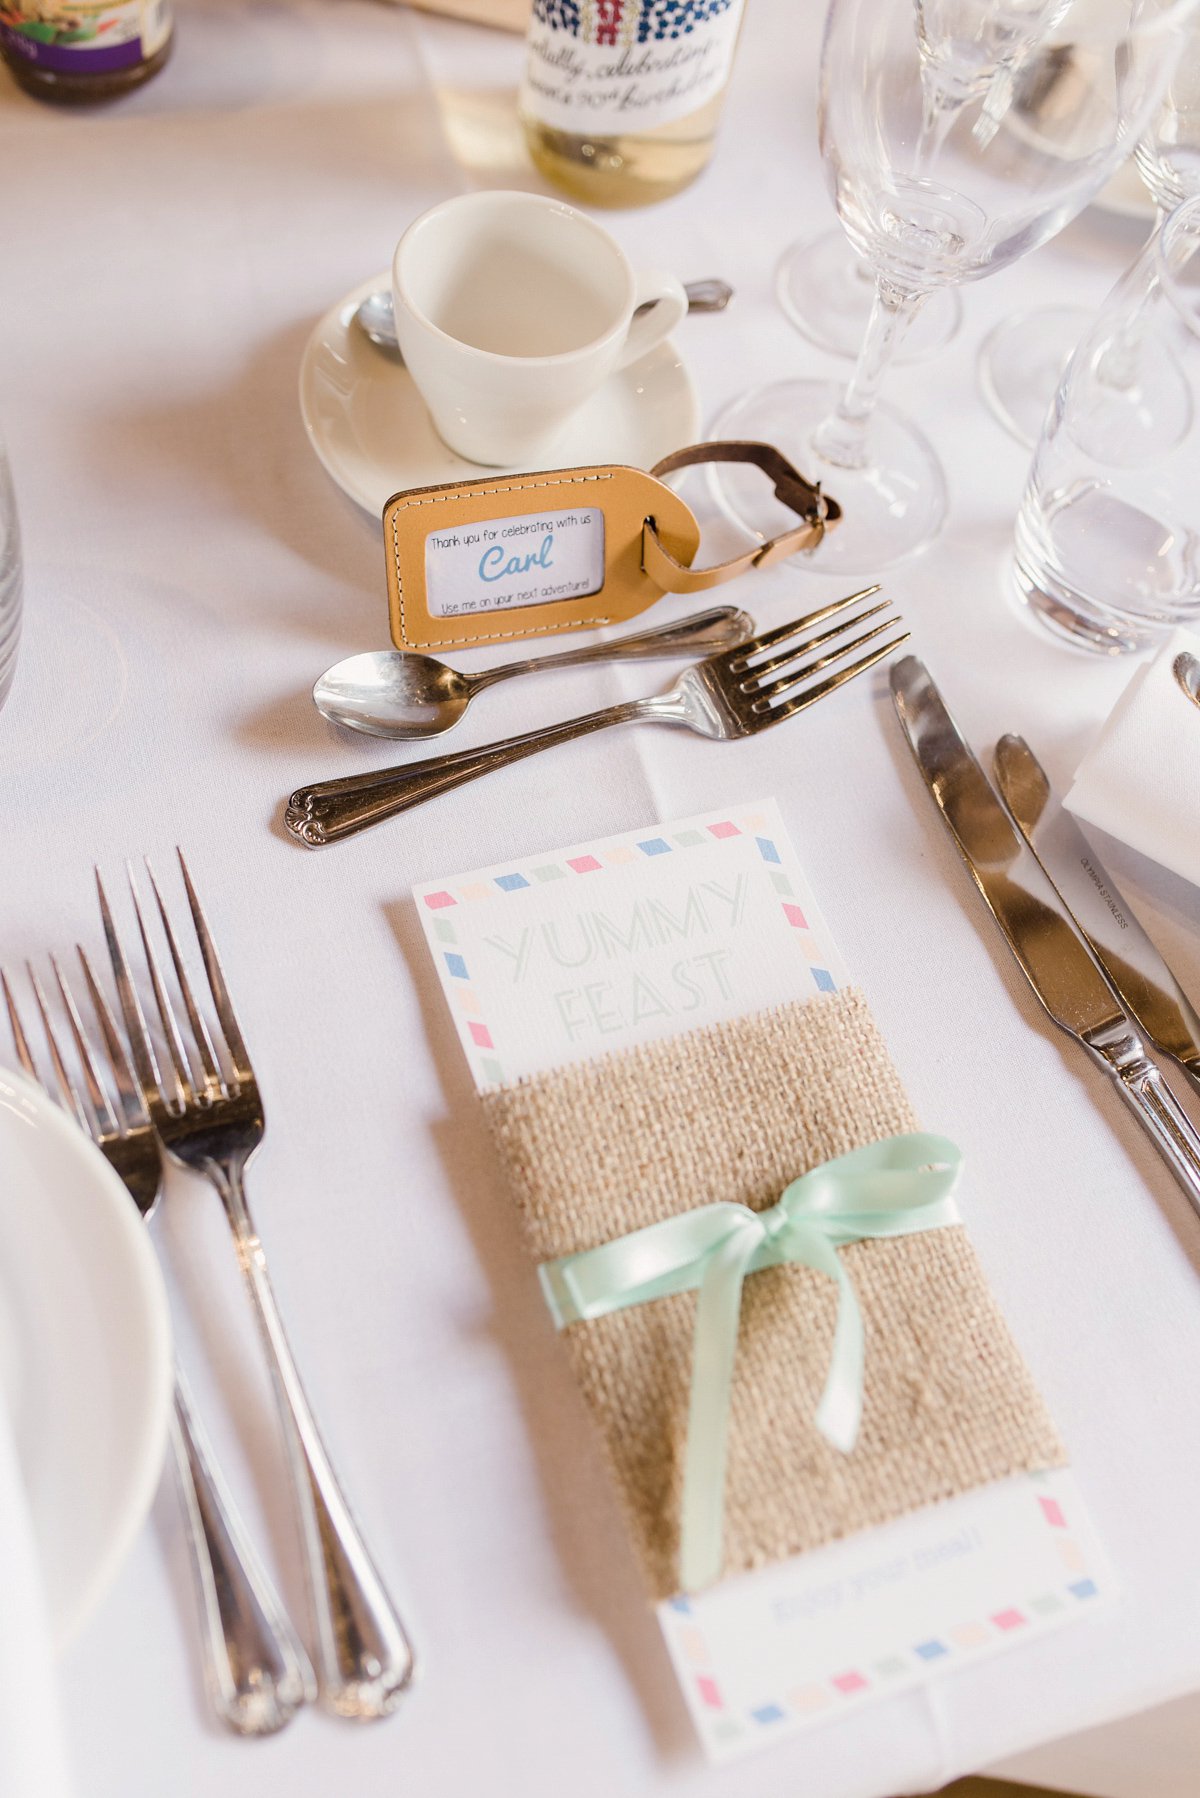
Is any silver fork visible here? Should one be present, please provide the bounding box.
[283,585,908,846]
[1,959,315,1736]
[98,855,416,1720]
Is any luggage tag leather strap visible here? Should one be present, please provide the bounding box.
[381,442,839,650]
[643,442,840,591]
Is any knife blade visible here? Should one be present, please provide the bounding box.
[890,655,1200,1216]
[994,733,1200,1095]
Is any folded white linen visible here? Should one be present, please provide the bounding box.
[1064,626,1200,890]
[0,1380,74,1798]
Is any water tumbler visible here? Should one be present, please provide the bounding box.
[1014,194,1200,655]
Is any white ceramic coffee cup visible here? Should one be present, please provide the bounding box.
[391,191,688,467]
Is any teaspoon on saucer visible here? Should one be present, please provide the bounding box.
[1174,650,1200,712]
[314,605,753,740]
[355,279,734,358]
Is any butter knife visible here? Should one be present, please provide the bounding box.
[994,733,1200,1096]
[890,655,1200,1216]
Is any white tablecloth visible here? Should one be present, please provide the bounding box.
[3,2,1200,1793]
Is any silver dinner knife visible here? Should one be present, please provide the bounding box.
[891,655,1200,1216]
[994,733,1200,1096]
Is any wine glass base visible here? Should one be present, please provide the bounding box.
[709,380,948,576]
[977,305,1092,448]
[777,232,962,363]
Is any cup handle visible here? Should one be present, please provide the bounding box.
[615,271,689,371]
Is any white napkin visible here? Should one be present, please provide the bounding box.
[0,1384,75,1798]
[1064,626,1200,891]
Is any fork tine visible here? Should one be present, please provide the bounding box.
[52,955,121,1139]
[2,968,39,1083]
[749,616,900,706]
[725,584,882,671]
[97,867,169,1113]
[127,865,195,1109]
[178,850,252,1079]
[767,632,912,722]
[77,947,148,1131]
[145,858,224,1101]
[743,602,895,693]
[28,964,90,1133]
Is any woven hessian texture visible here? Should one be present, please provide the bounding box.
[479,990,1066,1601]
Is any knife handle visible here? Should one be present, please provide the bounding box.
[1105,1050,1200,1219]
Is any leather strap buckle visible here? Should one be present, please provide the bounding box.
[641,442,841,593]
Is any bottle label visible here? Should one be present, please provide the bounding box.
[520,0,746,138]
[0,1,170,74]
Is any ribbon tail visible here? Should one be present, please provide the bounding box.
[678,1222,760,1594]
[812,1255,864,1454]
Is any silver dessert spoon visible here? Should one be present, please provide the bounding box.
[1174,650,1200,712]
[313,605,754,740]
[355,279,734,357]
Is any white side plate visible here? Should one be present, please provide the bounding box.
[0,1068,171,1650]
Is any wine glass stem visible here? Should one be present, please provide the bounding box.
[918,89,962,168]
[811,277,927,470]
[1095,206,1165,392]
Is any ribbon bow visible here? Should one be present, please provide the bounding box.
[538,1132,962,1593]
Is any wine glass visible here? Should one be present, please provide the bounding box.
[981,9,1200,445]
[711,0,1200,577]
[1137,14,1200,198]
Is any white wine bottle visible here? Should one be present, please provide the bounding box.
[519,0,748,209]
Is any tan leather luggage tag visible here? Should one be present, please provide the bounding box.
[381,441,841,650]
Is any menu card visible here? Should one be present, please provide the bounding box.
[414,800,1117,1762]
[414,798,848,1090]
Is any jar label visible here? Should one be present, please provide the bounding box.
[425,507,606,618]
[0,1,170,74]
[520,0,746,138]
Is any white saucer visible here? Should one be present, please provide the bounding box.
[0,1067,171,1649]
[299,271,701,516]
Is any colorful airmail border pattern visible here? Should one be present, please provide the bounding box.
[414,799,848,1093]
[656,1469,1117,1764]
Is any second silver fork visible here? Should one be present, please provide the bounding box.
[284,585,908,846]
[99,856,416,1719]
[2,959,315,1736]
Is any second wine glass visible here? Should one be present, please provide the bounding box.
[713,0,1200,576]
[981,8,1200,445]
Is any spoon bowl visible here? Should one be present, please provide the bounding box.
[314,606,754,741]
[355,289,406,357]
[315,651,474,737]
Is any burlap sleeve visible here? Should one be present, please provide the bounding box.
[478,989,1066,1601]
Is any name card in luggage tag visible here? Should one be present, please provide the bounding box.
[382,442,840,651]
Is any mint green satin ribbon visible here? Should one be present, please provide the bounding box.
[538,1132,963,1593]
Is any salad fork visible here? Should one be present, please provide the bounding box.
[1,960,314,1736]
[285,585,909,846]
[98,855,416,1719]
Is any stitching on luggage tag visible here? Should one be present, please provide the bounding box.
[389,471,617,647]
